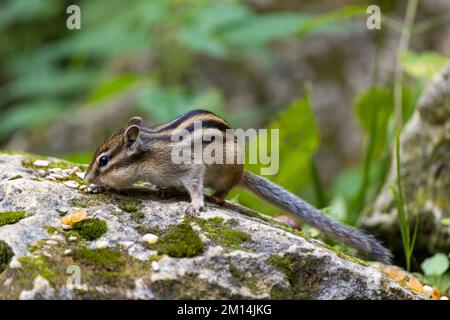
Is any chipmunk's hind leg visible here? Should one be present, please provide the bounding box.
[182,166,206,215]
[205,164,243,205]
[210,189,231,205]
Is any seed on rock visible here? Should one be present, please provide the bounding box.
[33,160,50,167]
[76,172,86,180]
[63,181,79,189]
[151,261,160,272]
[70,166,81,174]
[62,224,73,230]
[422,285,433,297]
[37,170,47,177]
[96,240,109,249]
[49,173,65,180]
[142,233,159,245]
[119,241,135,249]
[68,236,77,242]
[63,249,72,255]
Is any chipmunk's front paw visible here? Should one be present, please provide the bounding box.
[185,203,205,216]
[86,184,107,194]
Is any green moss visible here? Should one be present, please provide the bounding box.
[266,253,331,299]
[229,264,246,282]
[117,198,141,212]
[130,211,145,223]
[28,240,48,253]
[68,198,92,208]
[149,273,240,299]
[1,237,150,298]
[72,248,126,271]
[0,211,26,227]
[135,224,161,236]
[18,256,57,283]
[149,222,204,258]
[45,226,60,235]
[228,263,262,294]
[0,241,14,273]
[267,255,296,282]
[194,217,251,249]
[72,218,107,241]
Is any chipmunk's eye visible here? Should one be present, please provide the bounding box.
[99,155,109,167]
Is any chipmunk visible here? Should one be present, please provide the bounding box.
[85,109,392,263]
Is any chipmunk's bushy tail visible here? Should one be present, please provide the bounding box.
[241,171,392,263]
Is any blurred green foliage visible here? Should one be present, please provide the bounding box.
[0,0,368,142]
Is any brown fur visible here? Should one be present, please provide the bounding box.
[85,110,244,214]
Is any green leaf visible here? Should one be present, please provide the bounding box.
[267,92,319,190]
[400,51,450,80]
[354,87,393,157]
[222,13,311,47]
[354,86,414,157]
[0,100,63,136]
[89,74,144,102]
[421,253,450,277]
[137,86,226,123]
[441,218,450,226]
[297,5,367,35]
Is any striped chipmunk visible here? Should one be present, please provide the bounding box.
[85,109,392,263]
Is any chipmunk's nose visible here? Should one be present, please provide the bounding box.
[84,170,95,184]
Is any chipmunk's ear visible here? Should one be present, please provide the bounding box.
[124,125,147,153]
[127,117,142,127]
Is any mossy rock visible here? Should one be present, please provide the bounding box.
[194,217,251,249]
[72,248,126,271]
[0,241,14,273]
[149,222,204,258]
[0,211,26,227]
[116,198,142,213]
[72,218,107,241]
[21,155,86,171]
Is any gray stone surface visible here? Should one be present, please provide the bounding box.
[0,153,423,299]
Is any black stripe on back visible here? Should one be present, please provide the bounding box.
[148,109,216,133]
[184,119,230,133]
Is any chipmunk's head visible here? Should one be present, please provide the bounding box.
[85,117,149,190]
